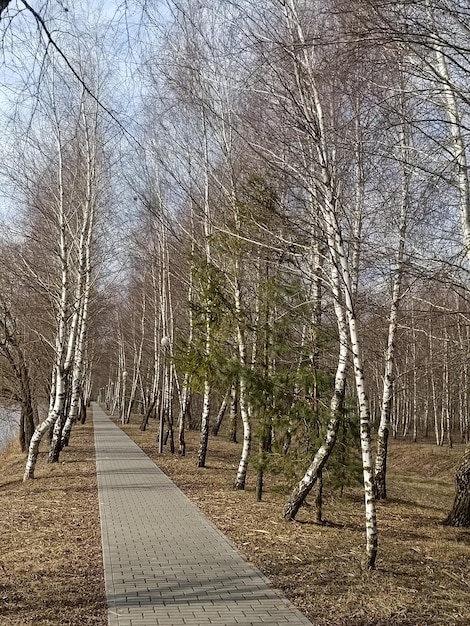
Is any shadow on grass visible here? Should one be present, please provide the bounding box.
[381,496,446,513]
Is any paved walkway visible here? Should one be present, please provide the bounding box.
[92,403,313,626]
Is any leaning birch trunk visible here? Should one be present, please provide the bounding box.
[50,91,101,459]
[61,255,91,445]
[24,369,67,479]
[373,258,404,499]
[212,390,229,436]
[59,102,97,446]
[283,287,348,520]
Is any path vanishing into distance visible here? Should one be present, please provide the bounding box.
[93,403,313,626]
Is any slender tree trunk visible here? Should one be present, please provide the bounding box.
[429,318,441,446]
[166,362,175,454]
[233,275,251,490]
[228,382,238,443]
[24,370,67,480]
[177,373,190,455]
[198,378,211,467]
[315,469,323,524]
[197,110,213,469]
[374,146,408,497]
[142,263,162,432]
[177,231,194,455]
[373,261,404,497]
[196,283,212,467]
[212,390,229,436]
[140,397,156,432]
[79,391,87,424]
[412,302,418,443]
[283,275,348,520]
[444,322,453,448]
[125,292,146,424]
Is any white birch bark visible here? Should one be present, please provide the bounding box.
[57,101,97,449]
[435,48,470,261]
[125,290,146,424]
[24,369,67,480]
[374,117,409,499]
[24,109,79,478]
[283,263,349,520]
[323,203,378,569]
[233,272,251,489]
[140,263,160,430]
[60,297,87,448]
[111,377,120,416]
[430,322,441,446]
[212,390,229,436]
[177,206,195,453]
[118,327,127,424]
[48,277,82,460]
[280,0,377,568]
[164,230,176,453]
[197,110,213,468]
[434,44,470,521]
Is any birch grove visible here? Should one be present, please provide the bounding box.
[23,87,102,478]
[3,0,470,583]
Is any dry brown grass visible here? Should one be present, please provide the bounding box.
[0,421,107,626]
[1,411,468,626]
[120,418,470,626]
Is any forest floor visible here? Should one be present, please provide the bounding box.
[120,417,470,626]
[0,420,107,626]
[1,412,469,626]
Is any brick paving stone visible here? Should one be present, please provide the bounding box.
[93,403,312,626]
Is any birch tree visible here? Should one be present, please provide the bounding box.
[52,94,101,455]
[374,88,413,499]
[245,0,379,568]
[16,56,106,477]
